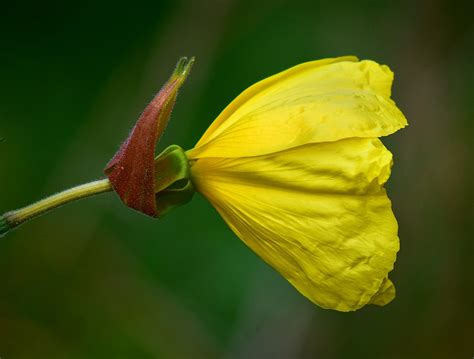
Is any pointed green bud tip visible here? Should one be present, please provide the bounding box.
[172,56,195,81]
[0,215,11,238]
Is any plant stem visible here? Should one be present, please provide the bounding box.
[1,178,112,237]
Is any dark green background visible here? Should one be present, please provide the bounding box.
[1,0,472,358]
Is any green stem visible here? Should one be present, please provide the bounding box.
[1,178,112,237]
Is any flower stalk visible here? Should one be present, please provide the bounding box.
[0,179,112,237]
[0,143,194,237]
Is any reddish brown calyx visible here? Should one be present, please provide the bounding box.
[104,57,194,217]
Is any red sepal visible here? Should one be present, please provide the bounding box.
[104,58,193,217]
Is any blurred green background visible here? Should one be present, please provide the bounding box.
[0,0,473,358]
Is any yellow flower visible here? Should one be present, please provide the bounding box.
[186,56,407,311]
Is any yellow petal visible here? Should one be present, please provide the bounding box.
[368,277,396,306]
[190,138,399,311]
[188,57,407,159]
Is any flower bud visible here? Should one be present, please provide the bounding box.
[105,57,194,217]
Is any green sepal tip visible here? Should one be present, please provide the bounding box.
[172,57,195,81]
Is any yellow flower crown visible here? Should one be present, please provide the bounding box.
[1,56,407,311]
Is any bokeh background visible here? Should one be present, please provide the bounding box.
[1,0,473,358]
